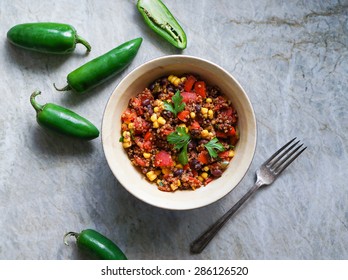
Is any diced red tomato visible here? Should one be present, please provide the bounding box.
[134,117,150,134]
[121,108,137,124]
[184,75,197,92]
[143,140,152,151]
[216,131,228,138]
[218,150,230,159]
[134,155,148,167]
[198,151,210,164]
[194,81,206,98]
[177,110,190,122]
[183,164,190,170]
[221,107,233,117]
[144,131,153,141]
[227,127,236,136]
[180,91,197,103]
[204,178,213,185]
[190,120,201,130]
[154,151,174,167]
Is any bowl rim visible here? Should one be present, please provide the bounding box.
[101,54,257,210]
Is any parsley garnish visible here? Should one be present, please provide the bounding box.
[204,138,225,158]
[167,126,190,165]
[164,90,185,117]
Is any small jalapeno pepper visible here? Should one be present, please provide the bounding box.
[7,22,91,54]
[137,0,187,50]
[54,37,143,94]
[30,91,99,140]
[64,229,127,260]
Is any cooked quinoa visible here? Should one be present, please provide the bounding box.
[120,74,239,192]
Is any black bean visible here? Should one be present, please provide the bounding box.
[142,98,151,106]
[173,169,184,177]
[190,159,202,170]
[187,141,197,151]
[211,169,223,177]
[162,110,174,119]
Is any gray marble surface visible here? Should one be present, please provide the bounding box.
[0,0,347,260]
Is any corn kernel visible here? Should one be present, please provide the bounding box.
[122,142,132,148]
[229,150,235,157]
[190,112,196,119]
[177,180,181,186]
[128,122,135,129]
[208,109,214,118]
[143,152,151,159]
[162,168,171,175]
[150,113,157,122]
[153,121,159,128]
[180,77,187,82]
[154,170,162,176]
[157,116,166,125]
[154,100,163,107]
[178,124,188,133]
[203,166,210,171]
[146,171,157,181]
[201,129,209,138]
[176,163,183,169]
[206,98,212,103]
[201,107,208,114]
[122,131,130,138]
[154,106,160,113]
[198,176,204,182]
[168,75,181,86]
[201,172,209,179]
[170,183,179,191]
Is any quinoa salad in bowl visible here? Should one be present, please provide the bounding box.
[120,74,239,192]
[102,55,256,210]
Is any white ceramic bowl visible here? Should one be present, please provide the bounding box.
[102,55,257,210]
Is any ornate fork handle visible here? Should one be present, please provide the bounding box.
[190,180,263,254]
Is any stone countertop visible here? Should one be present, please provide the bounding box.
[0,0,347,260]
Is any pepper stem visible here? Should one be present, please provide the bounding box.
[30,91,44,112]
[76,35,92,53]
[53,83,71,92]
[63,232,79,246]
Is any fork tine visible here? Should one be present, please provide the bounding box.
[269,140,301,169]
[275,145,307,174]
[264,137,296,165]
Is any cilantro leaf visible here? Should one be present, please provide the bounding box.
[167,127,191,165]
[204,138,225,158]
[178,143,189,165]
[163,90,185,117]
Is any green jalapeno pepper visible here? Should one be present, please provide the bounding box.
[30,91,99,140]
[64,229,127,260]
[7,22,91,54]
[137,0,187,50]
[54,37,143,94]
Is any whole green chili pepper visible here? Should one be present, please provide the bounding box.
[54,37,143,94]
[7,22,91,54]
[64,229,127,260]
[137,0,187,50]
[30,91,99,140]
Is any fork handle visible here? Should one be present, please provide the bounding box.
[190,180,263,254]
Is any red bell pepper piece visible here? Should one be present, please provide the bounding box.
[184,75,197,92]
[198,151,209,164]
[194,81,206,98]
[177,110,190,122]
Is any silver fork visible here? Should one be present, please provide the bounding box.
[190,137,307,254]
